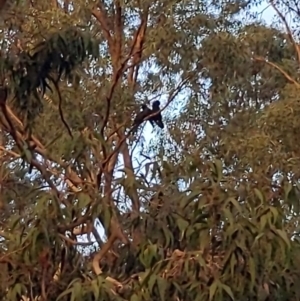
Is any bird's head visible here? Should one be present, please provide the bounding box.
[152,100,161,109]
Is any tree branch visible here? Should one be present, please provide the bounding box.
[254,56,300,88]
[269,0,300,65]
[128,6,149,89]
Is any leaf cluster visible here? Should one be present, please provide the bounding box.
[0,26,99,121]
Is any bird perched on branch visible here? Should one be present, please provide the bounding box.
[150,101,164,129]
[133,101,164,130]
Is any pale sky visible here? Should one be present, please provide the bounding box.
[251,1,276,23]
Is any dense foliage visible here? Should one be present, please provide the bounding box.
[0,0,300,301]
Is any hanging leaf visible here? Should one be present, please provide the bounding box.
[157,276,168,301]
[209,279,219,301]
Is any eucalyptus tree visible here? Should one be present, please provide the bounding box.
[0,0,299,301]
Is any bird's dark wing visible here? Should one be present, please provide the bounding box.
[154,118,164,129]
[148,119,156,127]
[150,101,164,129]
[133,105,152,127]
[149,109,164,129]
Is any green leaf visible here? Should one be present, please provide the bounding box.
[102,206,112,230]
[131,293,140,301]
[172,281,183,293]
[230,252,237,277]
[148,244,158,258]
[13,283,23,297]
[22,142,33,162]
[199,227,210,249]
[209,279,219,301]
[196,253,207,269]
[186,226,195,238]
[223,208,234,226]
[31,231,44,256]
[274,229,291,249]
[141,244,158,268]
[140,269,152,287]
[57,288,73,300]
[269,206,279,224]
[259,214,268,232]
[162,225,173,248]
[77,192,91,209]
[213,159,223,182]
[91,279,100,300]
[176,217,189,233]
[10,215,22,231]
[157,276,168,301]
[254,188,264,203]
[283,181,292,201]
[71,282,82,301]
[247,256,255,292]
[148,274,157,293]
[180,190,201,209]
[221,283,235,300]
[67,278,82,289]
[225,197,242,213]
[253,233,265,247]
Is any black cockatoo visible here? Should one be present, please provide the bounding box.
[133,101,164,130]
[149,100,164,129]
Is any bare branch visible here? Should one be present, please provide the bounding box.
[92,4,113,48]
[128,6,149,89]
